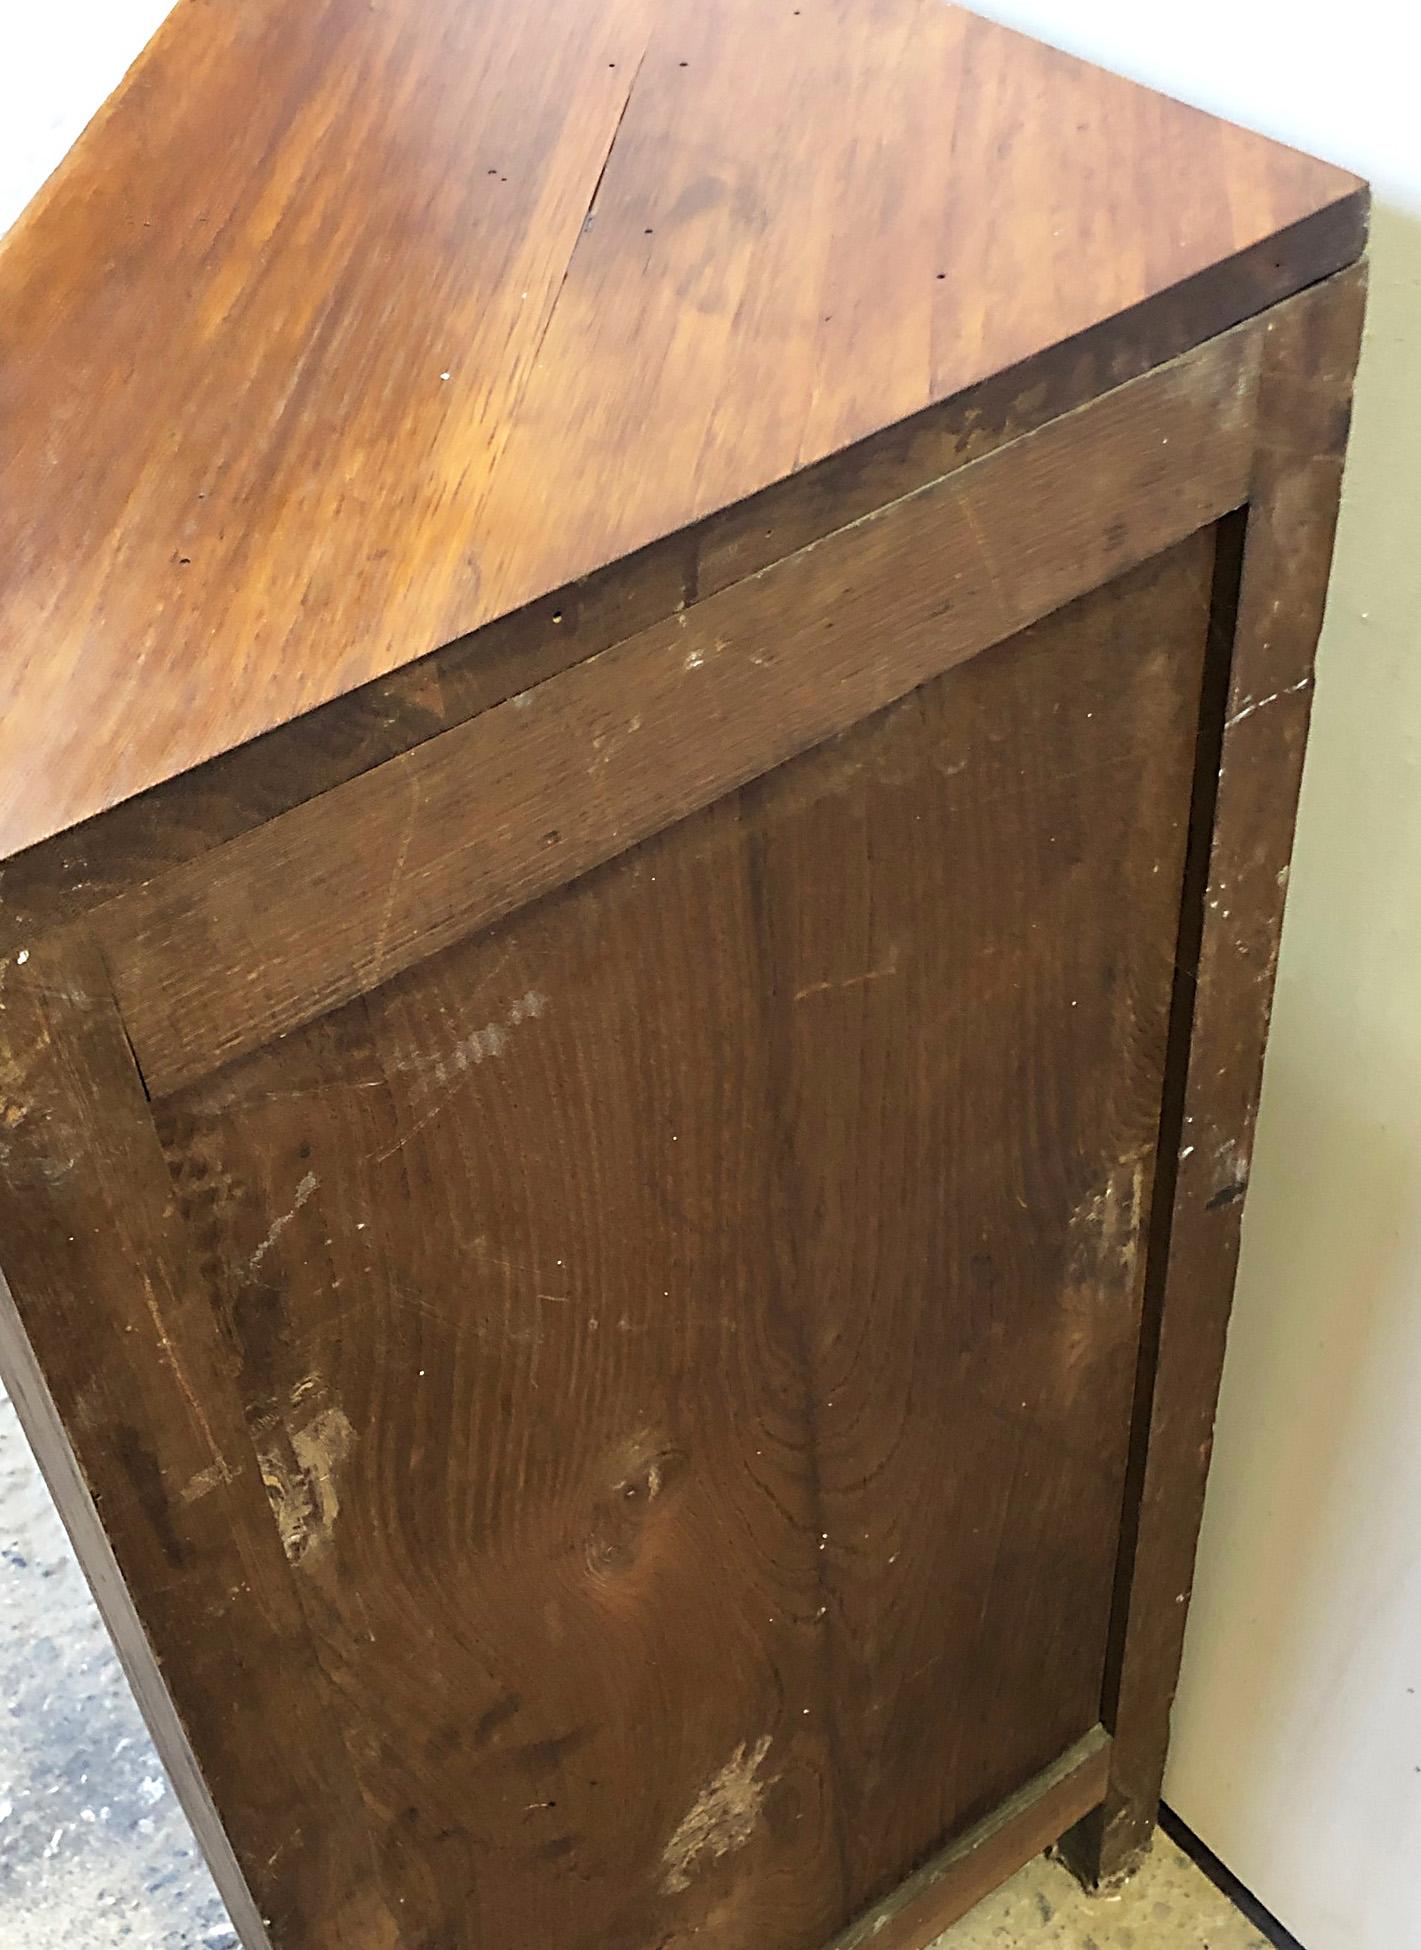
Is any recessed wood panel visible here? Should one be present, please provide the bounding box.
[142,535,1213,1946]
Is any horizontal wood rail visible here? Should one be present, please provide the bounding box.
[99,323,1262,1097]
[827,1729,1111,1950]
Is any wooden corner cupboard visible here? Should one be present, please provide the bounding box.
[0,3,1366,1946]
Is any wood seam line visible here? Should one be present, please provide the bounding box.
[514,33,654,443]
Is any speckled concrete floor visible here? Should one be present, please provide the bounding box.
[1,1378,1268,1948]
[0,1385,238,1947]
[932,1833,1274,1949]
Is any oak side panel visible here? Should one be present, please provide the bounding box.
[1068,262,1368,1881]
[0,939,399,1948]
[142,539,1212,1948]
[731,542,1213,1919]
[100,325,1260,1097]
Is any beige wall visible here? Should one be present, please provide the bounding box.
[1170,197,1421,1949]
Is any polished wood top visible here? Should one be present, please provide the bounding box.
[0,0,1363,859]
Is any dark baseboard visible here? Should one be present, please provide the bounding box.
[1159,1805,1305,1950]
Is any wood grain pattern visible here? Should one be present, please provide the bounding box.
[1065,262,1369,1883]
[0,938,397,1948]
[0,0,1362,857]
[131,536,1213,1947]
[101,324,1259,1098]
[827,1730,1110,1950]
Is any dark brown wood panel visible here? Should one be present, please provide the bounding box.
[101,323,1259,1098]
[137,535,1214,1947]
[1065,262,1369,1884]
[736,540,1213,1916]
[0,0,1361,857]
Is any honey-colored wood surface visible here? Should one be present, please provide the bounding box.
[1,534,1216,1947]
[0,0,1363,858]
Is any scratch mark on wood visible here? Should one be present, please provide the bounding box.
[1225,672,1311,729]
[131,1274,230,1494]
[378,991,550,1160]
[794,949,899,1003]
[368,779,422,984]
[953,481,1011,626]
[395,990,547,1096]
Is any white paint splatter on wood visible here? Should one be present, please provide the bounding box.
[178,1457,236,1507]
[661,1735,773,1895]
[506,989,546,1026]
[395,990,549,1100]
[256,1388,355,1567]
[1072,1152,1149,1283]
[794,948,899,1003]
[246,1170,318,1276]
